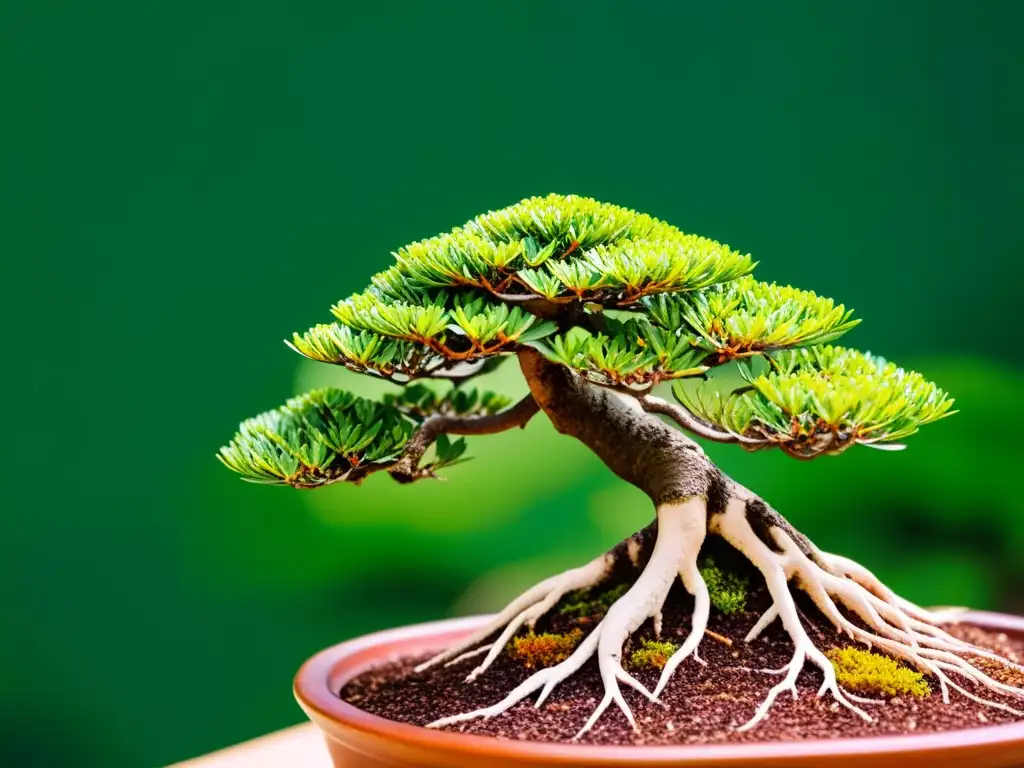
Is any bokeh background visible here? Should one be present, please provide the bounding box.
[4,1,1023,765]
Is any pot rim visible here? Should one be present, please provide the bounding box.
[294,611,1024,764]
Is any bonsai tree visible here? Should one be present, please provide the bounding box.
[219,194,1023,738]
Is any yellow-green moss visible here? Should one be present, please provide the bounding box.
[508,629,584,670]
[559,583,630,618]
[628,638,680,670]
[699,556,748,614]
[826,647,930,698]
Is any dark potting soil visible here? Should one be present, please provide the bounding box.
[340,555,1024,746]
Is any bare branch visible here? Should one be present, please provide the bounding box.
[638,394,765,446]
[389,394,540,483]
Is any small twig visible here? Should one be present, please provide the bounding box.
[704,629,734,647]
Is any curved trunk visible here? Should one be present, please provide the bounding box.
[518,348,716,506]
[517,348,813,559]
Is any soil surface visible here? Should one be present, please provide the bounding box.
[340,548,1024,746]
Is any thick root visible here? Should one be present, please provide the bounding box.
[428,498,708,738]
[653,556,710,698]
[713,497,1024,727]
[712,499,871,730]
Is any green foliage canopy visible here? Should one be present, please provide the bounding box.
[220,194,954,483]
[674,346,954,458]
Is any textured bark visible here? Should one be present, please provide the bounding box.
[517,348,714,506]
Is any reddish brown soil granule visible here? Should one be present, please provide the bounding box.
[341,569,1024,746]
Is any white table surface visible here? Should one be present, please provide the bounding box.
[169,723,330,767]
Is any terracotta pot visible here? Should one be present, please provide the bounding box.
[294,612,1024,767]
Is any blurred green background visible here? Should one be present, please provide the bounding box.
[3,1,1022,765]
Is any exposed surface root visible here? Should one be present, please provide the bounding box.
[414,553,612,677]
[712,499,871,730]
[713,497,1024,727]
[345,592,1024,745]
[428,498,708,738]
[423,491,1024,737]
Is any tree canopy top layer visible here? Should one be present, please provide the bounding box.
[222,193,953,486]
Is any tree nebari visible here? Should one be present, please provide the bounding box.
[218,194,1017,735]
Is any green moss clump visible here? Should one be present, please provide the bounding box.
[559,583,630,618]
[827,647,930,698]
[628,638,680,670]
[699,556,748,614]
[508,629,583,670]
